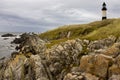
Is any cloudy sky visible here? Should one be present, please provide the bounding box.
[0,0,120,32]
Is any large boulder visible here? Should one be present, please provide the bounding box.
[102,43,120,58]
[109,55,120,78]
[0,57,10,79]
[30,55,49,80]
[79,54,113,79]
[88,36,116,52]
[0,54,50,80]
[0,54,28,80]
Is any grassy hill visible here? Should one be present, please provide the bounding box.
[39,18,120,47]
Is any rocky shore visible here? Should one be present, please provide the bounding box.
[0,33,120,80]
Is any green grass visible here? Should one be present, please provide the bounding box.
[83,19,120,40]
[39,18,120,47]
[46,38,68,48]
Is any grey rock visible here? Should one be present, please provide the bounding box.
[79,54,113,79]
[109,75,120,80]
[46,39,83,79]
[88,36,116,52]
[15,33,46,56]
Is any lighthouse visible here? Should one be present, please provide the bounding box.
[102,2,107,20]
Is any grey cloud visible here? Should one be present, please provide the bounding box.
[0,0,119,32]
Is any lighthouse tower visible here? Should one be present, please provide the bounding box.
[102,2,107,20]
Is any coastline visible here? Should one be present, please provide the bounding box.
[0,32,21,58]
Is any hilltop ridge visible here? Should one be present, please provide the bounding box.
[39,18,120,47]
[40,18,120,40]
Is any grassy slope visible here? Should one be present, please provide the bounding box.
[39,18,120,47]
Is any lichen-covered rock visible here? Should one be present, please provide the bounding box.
[0,54,27,80]
[79,54,113,79]
[88,36,116,52]
[109,55,120,78]
[0,54,50,80]
[109,65,120,78]
[0,57,9,80]
[115,55,120,67]
[30,55,49,80]
[14,33,46,56]
[103,43,120,58]
[46,39,83,79]
[83,73,99,80]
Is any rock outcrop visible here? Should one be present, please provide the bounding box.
[88,36,116,53]
[45,39,83,79]
[0,33,49,80]
[63,36,120,80]
[13,33,46,56]
[79,54,113,79]
[1,34,120,80]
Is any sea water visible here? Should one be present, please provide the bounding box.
[0,32,22,58]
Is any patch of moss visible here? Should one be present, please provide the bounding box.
[10,67,14,80]
[24,52,32,58]
[21,63,25,80]
[46,38,69,48]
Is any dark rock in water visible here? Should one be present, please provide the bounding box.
[1,33,16,37]
[3,38,9,40]
[11,38,22,44]
[12,33,40,44]
[0,57,5,61]
[11,33,29,44]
